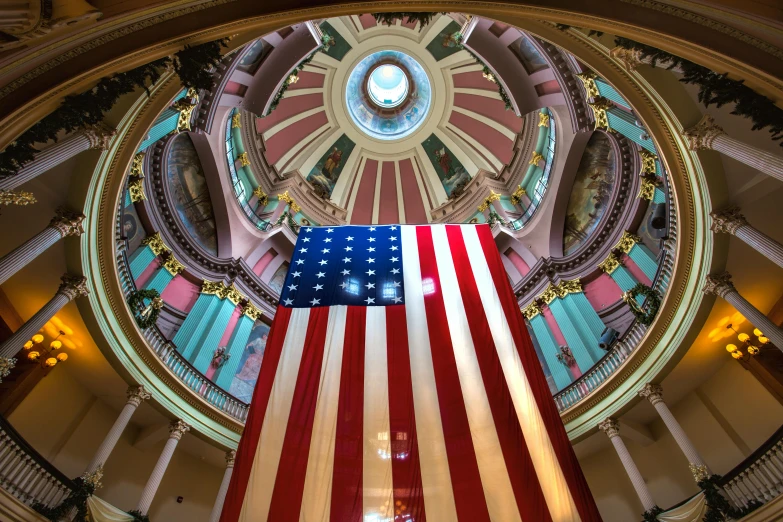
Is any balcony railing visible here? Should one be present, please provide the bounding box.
[0,415,75,512]
[720,424,783,510]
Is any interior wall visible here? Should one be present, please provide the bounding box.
[8,368,223,521]
[579,359,783,522]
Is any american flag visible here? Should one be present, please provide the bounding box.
[220,224,602,522]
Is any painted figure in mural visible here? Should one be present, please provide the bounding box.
[235,333,268,382]
[228,323,270,402]
[441,31,460,49]
[322,147,343,181]
[434,147,453,177]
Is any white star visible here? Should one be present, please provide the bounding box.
[316,272,326,278]
[369,227,376,231]
[313,284,323,291]
[310,298,320,306]
[292,271,301,277]
[346,236,354,241]
[300,248,308,253]
[295,259,305,265]
[365,297,375,304]
[390,245,398,251]
[343,257,351,263]
[391,268,400,274]
[283,298,293,305]
[341,269,350,275]
[367,247,376,252]
[365,282,375,289]
[288,284,298,291]
[305,227,312,232]
[368,237,376,242]
[367,258,375,264]
[319,259,328,265]
[345,246,353,252]
[340,282,348,289]
[390,226,397,230]
[324,238,332,243]
[393,296,402,303]
[389,236,397,241]
[366,269,376,276]
[322,248,330,254]
[302,237,311,243]
[326,228,334,233]
[393,281,401,287]
[390,256,399,262]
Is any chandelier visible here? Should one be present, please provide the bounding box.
[23,330,69,369]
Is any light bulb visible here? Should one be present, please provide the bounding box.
[56,353,68,362]
[28,351,40,361]
[754,328,763,337]
[737,333,750,342]
[50,340,62,350]
[44,357,57,368]
[731,351,743,359]
[726,344,737,353]
[31,334,44,344]
[748,346,760,355]
[23,341,33,350]
[758,336,769,344]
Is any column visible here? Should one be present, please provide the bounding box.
[547,295,597,372]
[214,308,258,389]
[142,256,185,294]
[136,420,190,515]
[87,385,151,473]
[711,207,783,269]
[638,384,709,477]
[0,208,85,285]
[0,274,88,359]
[0,125,115,192]
[684,115,783,183]
[525,305,573,390]
[559,280,606,361]
[173,292,221,360]
[599,253,644,305]
[704,272,783,350]
[208,450,236,522]
[130,233,170,281]
[598,418,658,511]
[191,297,239,372]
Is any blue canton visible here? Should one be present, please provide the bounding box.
[279,225,405,307]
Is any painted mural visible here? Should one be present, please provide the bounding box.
[562,132,617,255]
[121,189,145,253]
[637,201,663,255]
[228,321,271,403]
[306,134,356,198]
[425,20,462,61]
[515,36,548,74]
[236,39,268,74]
[320,22,352,61]
[421,134,471,198]
[268,261,289,294]
[166,134,218,255]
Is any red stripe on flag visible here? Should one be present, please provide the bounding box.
[415,226,492,521]
[386,305,427,522]
[219,305,292,522]
[267,307,330,522]
[445,225,554,522]
[331,306,366,521]
[475,225,604,521]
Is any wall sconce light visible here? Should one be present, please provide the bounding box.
[24,330,68,370]
[725,324,769,360]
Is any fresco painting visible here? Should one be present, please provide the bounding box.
[236,39,268,74]
[515,36,549,74]
[268,261,290,294]
[166,133,218,255]
[421,134,471,198]
[121,193,144,253]
[228,321,271,403]
[562,132,617,255]
[425,20,463,61]
[306,134,356,198]
[637,200,663,255]
[320,22,352,61]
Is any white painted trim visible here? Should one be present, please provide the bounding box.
[287,126,340,174]
[372,160,382,224]
[444,122,503,172]
[311,51,341,68]
[451,106,517,141]
[274,122,331,172]
[328,16,361,48]
[452,63,484,74]
[263,107,326,140]
[283,87,324,98]
[394,161,405,224]
[433,127,479,176]
[346,155,368,222]
[409,154,434,222]
[453,87,502,100]
[420,14,453,47]
[298,126,341,176]
[415,144,448,206]
[331,145,363,206]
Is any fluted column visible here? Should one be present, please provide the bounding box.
[0,274,88,359]
[136,420,190,515]
[704,272,783,350]
[598,418,657,511]
[0,208,85,285]
[711,207,783,269]
[87,385,151,473]
[0,125,114,192]
[208,450,236,522]
[684,115,783,183]
[639,384,709,479]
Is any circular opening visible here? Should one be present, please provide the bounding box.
[367,64,409,108]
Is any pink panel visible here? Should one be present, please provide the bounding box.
[287,71,324,90]
[398,159,427,224]
[541,306,567,346]
[224,81,247,96]
[452,71,497,91]
[263,111,328,165]
[253,250,278,276]
[449,111,514,165]
[622,254,652,286]
[359,14,376,29]
[378,162,399,225]
[255,93,323,134]
[583,274,623,311]
[135,258,160,289]
[401,17,418,29]
[534,79,561,96]
[351,160,378,224]
[504,248,529,276]
[453,93,523,133]
[206,305,244,380]
[161,275,200,313]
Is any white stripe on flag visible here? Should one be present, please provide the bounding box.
[363,307,394,521]
[299,306,348,521]
[430,225,523,522]
[400,225,459,520]
[460,225,581,522]
[239,308,311,522]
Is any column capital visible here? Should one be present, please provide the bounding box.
[710,207,748,235]
[598,418,620,438]
[83,123,116,151]
[609,47,643,72]
[683,115,726,151]
[638,383,665,405]
[58,274,89,300]
[49,207,85,237]
[126,385,151,407]
[703,272,735,298]
[225,450,236,468]
[168,419,191,440]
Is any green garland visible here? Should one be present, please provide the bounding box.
[33,476,96,522]
[267,53,316,115]
[614,37,783,147]
[275,211,300,234]
[454,35,513,111]
[640,505,663,522]
[174,38,229,91]
[698,474,761,522]
[625,283,662,326]
[371,12,443,27]
[127,289,163,329]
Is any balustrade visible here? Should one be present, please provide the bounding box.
[720,425,783,511]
